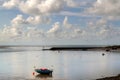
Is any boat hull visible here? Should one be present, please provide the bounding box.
[35,69,53,75]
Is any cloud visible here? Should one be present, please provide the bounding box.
[1,0,120,45]
[26,27,45,39]
[63,16,72,28]
[0,14,120,44]
[2,0,19,9]
[1,25,23,40]
[0,14,50,40]
[87,0,120,16]
[11,14,50,26]
[87,17,120,40]
[47,16,87,39]
[98,26,120,40]
[11,15,27,26]
[0,16,87,41]
[2,0,79,15]
[47,22,61,34]
[65,0,79,8]
[19,0,65,15]
[26,16,50,25]
[0,24,45,41]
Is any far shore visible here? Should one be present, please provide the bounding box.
[43,45,120,51]
[96,74,120,80]
[0,45,120,52]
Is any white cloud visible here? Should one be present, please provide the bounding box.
[65,0,79,8]
[63,16,72,28]
[37,0,64,13]
[26,16,50,25]
[0,15,120,45]
[26,16,40,25]
[2,0,19,9]
[11,15,27,26]
[71,28,86,38]
[47,17,87,39]
[1,25,23,40]
[0,14,50,41]
[98,26,120,39]
[0,16,87,41]
[26,27,45,38]
[11,14,50,26]
[3,0,65,15]
[2,0,79,15]
[87,0,120,16]
[47,22,61,34]
[87,17,120,40]
[0,24,45,41]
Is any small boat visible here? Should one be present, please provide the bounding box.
[35,68,53,75]
[102,53,105,56]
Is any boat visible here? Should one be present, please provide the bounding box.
[35,68,53,75]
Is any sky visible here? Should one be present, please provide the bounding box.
[0,0,120,45]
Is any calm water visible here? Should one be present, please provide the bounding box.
[0,47,120,80]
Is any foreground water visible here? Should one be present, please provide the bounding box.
[0,47,120,80]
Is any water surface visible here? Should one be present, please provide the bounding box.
[0,47,120,80]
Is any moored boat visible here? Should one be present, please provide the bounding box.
[35,68,53,75]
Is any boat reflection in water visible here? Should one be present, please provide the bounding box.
[35,74,52,78]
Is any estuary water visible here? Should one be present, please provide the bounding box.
[0,47,120,80]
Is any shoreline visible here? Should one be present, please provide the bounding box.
[96,74,120,80]
[43,45,120,51]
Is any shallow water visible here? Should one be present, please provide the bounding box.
[0,47,120,80]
